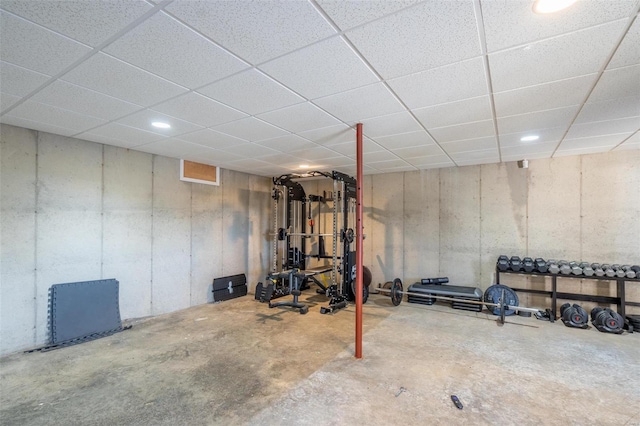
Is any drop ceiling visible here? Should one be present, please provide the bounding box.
[1,0,639,177]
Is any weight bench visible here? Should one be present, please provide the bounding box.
[407,283,483,312]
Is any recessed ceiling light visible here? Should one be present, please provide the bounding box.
[532,0,577,14]
[152,121,171,129]
[299,164,310,169]
[520,135,540,142]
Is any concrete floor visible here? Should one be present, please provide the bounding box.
[1,292,638,426]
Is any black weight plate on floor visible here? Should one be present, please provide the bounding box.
[391,278,403,306]
[484,284,518,316]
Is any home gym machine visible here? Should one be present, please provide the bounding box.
[255,170,369,314]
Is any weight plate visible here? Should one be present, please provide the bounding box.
[391,278,403,306]
[483,284,518,316]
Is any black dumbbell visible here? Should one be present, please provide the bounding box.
[497,255,509,271]
[602,264,615,277]
[591,307,624,334]
[630,265,640,278]
[612,264,626,278]
[509,256,523,272]
[581,262,594,277]
[535,258,548,273]
[560,303,588,328]
[592,263,604,277]
[570,261,582,275]
[522,257,535,272]
[559,261,571,275]
[621,265,636,279]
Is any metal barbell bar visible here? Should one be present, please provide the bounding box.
[374,278,543,325]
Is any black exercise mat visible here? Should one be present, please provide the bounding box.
[48,279,122,345]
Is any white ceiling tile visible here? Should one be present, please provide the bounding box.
[608,17,640,70]
[256,152,307,165]
[481,0,635,53]
[345,1,480,79]
[136,139,236,164]
[372,164,417,173]
[497,106,579,135]
[260,36,379,99]
[440,136,498,154]
[574,96,640,123]
[456,158,500,167]
[104,12,248,89]
[78,122,165,148]
[255,134,317,153]
[166,0,335,64]
[333,165,376,176]
[176,129,247,150]
[554,146,616,157]
[565,116,640,140]
[500,142,558,157]
[0,11,91,75]
[0,61,49,97]
[388,58,487,109]
[317,0,421,31]
[374,130,436,150]
[501,152,553,162]
[499,127,566,148]
[588,65,640,103]
[325,138,383,156]
[116,109,203,137]
[5,100,106,134]
[320,156,356,167]
[559,133,634,150]
[226,158,272,170]
[450,149,499,162]
[152,92,246,128]
[489,20,626,92]
[61,53,187,106]
[220,142,280,159]
[297,124,354,146]
[0,1,153,47]
[0,114,77,137]
[390,145,443,158]
[289,146,344,162]
[212,117,289,142]
[360,111,423,138]
[197,69,304,115]
[132,138,214,160]
[31,80,141,121]
[408,154,453,167]
[0,93,20,112]
[352,150,398,163]
[493,74,596,117]
[257,102,340,133]
[369,158,411,170]
[429,120,495,144]
[414,96,492,129]
[313,83,405,122]
[613,131,639,150]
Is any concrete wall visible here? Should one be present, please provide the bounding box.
[0,124,271,355]
[363,151,640,314]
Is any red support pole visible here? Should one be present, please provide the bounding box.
[355,123,364,359]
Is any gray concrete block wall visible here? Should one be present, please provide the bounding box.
[103,146,153,319]
[0,126,37,351]
[0,124,271,355]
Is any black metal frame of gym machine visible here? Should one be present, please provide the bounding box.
[256,170,363,314]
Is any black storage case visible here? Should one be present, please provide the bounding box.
[407,283,483,312]
[212,274,247,302]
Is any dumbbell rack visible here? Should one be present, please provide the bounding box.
[495,267,640,318]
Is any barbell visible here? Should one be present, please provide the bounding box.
[376,278,543,325]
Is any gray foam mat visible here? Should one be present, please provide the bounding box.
[48,279,122,345]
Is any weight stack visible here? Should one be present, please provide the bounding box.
[407,283,482,312]
[212,273,247,302]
